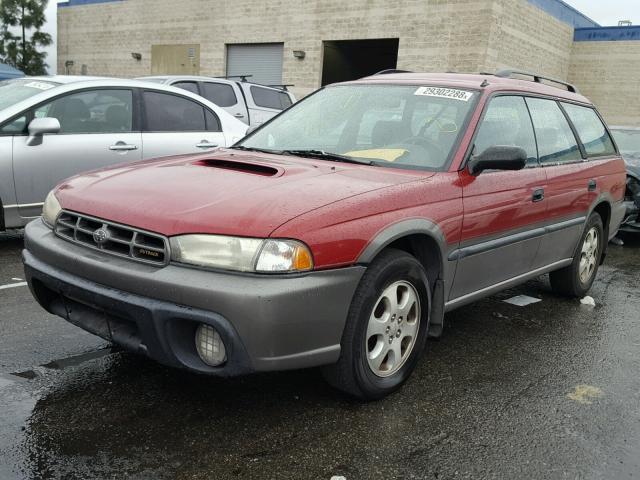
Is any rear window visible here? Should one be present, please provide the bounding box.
[250,86,292,110]
[202,82,237,108]
[525,97,582,164]
[562,103,616,157]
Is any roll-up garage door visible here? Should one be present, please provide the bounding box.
[226,43,284,86]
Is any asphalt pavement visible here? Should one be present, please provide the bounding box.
[1,230,639,480]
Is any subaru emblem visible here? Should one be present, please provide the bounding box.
[93,227,109,245]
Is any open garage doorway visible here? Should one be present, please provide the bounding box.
[321,38,399,86]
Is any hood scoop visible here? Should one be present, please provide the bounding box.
[193,159,279,176]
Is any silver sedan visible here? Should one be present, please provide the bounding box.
[0,76,248,230]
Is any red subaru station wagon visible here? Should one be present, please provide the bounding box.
[24,70,626,399]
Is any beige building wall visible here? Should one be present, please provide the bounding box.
[569,41,640,126]
[59,0,572,99]
[484,0,574,80]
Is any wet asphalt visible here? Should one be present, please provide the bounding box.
[0,231,639,480]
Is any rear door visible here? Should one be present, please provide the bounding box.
[140,89,225,158]
[241,84,293,126]
[12,88,141,218]
[526,98,615,267]
[451,95,547,300]
[200,81,248,124]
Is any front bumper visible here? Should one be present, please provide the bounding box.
[23,220,365,375]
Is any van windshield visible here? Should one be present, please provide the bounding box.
[0,79,60,111]
[238,84,477,170]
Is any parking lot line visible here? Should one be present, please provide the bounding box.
[0,282,28,291]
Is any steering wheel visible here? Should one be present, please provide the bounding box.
[398,136,447,159]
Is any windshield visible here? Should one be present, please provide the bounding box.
[239,84,477,170]
[0,79,60,111]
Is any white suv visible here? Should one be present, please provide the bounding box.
[137,75,295,127]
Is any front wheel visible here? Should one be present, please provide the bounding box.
[322,249,430,400]
[550,212,604,298]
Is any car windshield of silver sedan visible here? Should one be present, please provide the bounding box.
[237,84,477,170]
[0,79,60,111]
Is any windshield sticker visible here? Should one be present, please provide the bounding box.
[23,81,55,91]
[414,87,473,102]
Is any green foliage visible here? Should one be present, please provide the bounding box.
[0,0,52,75]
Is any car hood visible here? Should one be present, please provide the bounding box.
[55,149,429,237]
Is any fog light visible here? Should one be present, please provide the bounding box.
[195,324,227,366]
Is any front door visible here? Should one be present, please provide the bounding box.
[451,95,547,300]
[12,88,141,218]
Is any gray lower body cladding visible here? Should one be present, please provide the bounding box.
[23,220,365,375]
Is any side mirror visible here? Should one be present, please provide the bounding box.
[468,145,527,175]
[27,117,61,146]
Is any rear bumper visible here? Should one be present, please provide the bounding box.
[23,220,365,375]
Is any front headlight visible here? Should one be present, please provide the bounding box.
[169,235,313,273]
[42,191,62,228]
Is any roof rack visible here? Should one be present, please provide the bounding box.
[492,69,579,93]
[267,84,295,91]
[372,69,413,75]
[219,75,253,82]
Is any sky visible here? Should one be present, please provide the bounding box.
[563,0,640,26]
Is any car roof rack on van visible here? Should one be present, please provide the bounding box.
[267,84,295,91]
[219,75,253,82]
[489,69,579,93]
[372,69,413,75]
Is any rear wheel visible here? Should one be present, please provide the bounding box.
[550,212,603,298]
[322,249,430,400]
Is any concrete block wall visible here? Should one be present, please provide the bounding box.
[484,0,574,80]
[57,0,499,99]
[569,41,640,126]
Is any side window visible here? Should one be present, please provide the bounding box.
[474,96,538,165]
[173,81,199,95]
[0,114,28,135]
[205,109,221,132]
[35,89,133,134]
[562,103,616,157]
[202,82,237,108]
[250,86,290,110]
[525,98,582,164]
[143,91,206,132]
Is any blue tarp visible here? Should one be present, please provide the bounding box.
[0,62,25,80]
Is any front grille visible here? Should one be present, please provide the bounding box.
[54,211,169,266]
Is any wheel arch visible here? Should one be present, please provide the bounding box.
[357,219,449,291]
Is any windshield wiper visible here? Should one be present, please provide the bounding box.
[230,145,284,155]
[282,149,373,165]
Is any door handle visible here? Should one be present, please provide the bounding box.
[196,141,218,149]
[233,113,244,118]
[532,188,545,203]
[588,179,597,191]
[109,142,138,151]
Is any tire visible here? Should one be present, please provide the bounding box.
[550,212,604,298]
[322,249,430,400]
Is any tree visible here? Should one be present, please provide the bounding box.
[0,0,52,75]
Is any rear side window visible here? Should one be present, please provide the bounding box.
[474,96,538,165]
[173,81,199,95]
[250,86,291,110]
[202,82,237,107]
[143,91,206,132]
[525,98,582,164]
[562,103,616,157]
